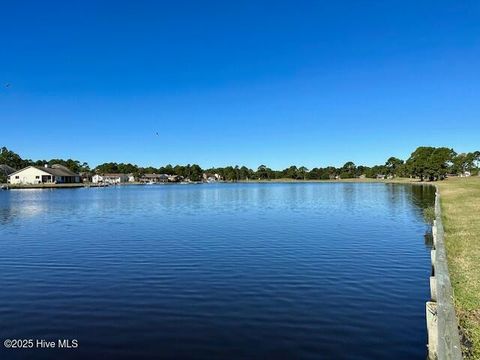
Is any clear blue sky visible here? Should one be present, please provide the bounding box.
[1,1,479,169]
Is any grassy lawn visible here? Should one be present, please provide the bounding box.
[437,177,480,359]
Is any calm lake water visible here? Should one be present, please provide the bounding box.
[0,183,434,359]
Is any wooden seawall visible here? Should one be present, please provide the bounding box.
[426,188,462,359]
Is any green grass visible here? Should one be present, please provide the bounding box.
[436,177,480,359]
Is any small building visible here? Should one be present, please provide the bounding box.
[127,173,136,182]
[8,164,81,185]
[202,173,223,182]
[140,173,169,183]
[80,172,93,183]
[92,173,130,184]
[168,175,182,182]
[376,174,386,179]
[92,174,102,184]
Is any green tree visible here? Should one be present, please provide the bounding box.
[223,166,237,181]
[406,146,455,181]
[257,165,266,179]
[239,166,252,180]
[95,162,119,173]
[326,166,337,179]
[356,165,370,178]
[365,165,387,178]
[298,166,308,180]
[340,161,356,179]
[385,157,404,177]
[284,166,299,179]
[406,147,435,181]
[453,151,480,175]
[0,147,29,169]
[189,164,203,181]
[428,147,456,180]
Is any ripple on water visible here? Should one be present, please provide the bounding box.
[0,183,435,359]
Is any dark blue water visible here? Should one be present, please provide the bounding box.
[0,183,434,359]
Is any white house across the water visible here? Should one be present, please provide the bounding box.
[8,164,81,185]
[92,173,134,184]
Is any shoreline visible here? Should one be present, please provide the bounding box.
[0,177,439,190]
[426,188,462,359]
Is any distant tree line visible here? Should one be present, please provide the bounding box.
[0,147,90,173]
[1,146,479,183]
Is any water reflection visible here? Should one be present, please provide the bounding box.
[411,184,436,210]
[0,183,436,226]
[0,190,52,224]
[409,184,436,249]
[0,183,435,359]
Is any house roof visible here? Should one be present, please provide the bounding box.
[0,164,16,175]
[142,173,169,178]
[98,173,129,177]
[9,165,79,177]
[36,165,78,177]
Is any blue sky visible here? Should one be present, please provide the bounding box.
[1,1,479,169]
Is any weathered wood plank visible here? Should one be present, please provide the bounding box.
[427,301,438,359]
[427,189,462,360]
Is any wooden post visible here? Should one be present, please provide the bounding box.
[426,301,438,359]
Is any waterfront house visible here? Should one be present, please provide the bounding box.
[92,174,103,184]
[376,174,386,179]
[140,173,169,183]
[8,164,81,184]
[168,175,182,182]
[92,173,130,184]
[202,173,223,182]
[80,172,93,183]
